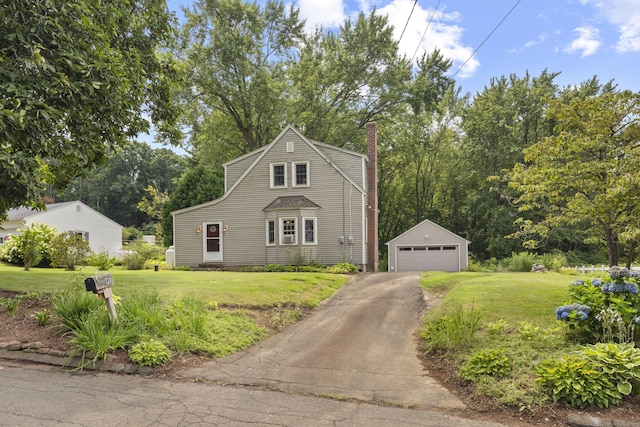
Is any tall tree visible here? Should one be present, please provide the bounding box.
[507,90,640,266]
[0,0,181,220]
[180,0,303,163]
[458,71,560,259]
[288,11,412,148]
[56,142,186,227]
[161,165,225,246]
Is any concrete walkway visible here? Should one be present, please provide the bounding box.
[182,272,465,410]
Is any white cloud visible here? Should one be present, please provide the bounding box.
[564,26,601,56]
[580,0,640,52]
[524,33,549,48]
[377,0,479,77]
[297,0,346,30]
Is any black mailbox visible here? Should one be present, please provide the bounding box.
[84,273,114,293]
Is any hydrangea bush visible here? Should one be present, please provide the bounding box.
[555,266,640,344]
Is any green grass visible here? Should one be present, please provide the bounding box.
[419,271,601,410]
[421,271,586,327]
[0,262,349,308]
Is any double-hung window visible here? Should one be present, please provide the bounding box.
[292,161,309,187]
[303,217,317,245]
[280,218,296,244]
[266,219,275,246]
[270,163,287,188]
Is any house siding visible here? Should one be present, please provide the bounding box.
[224,150,263,191]
[174,127,367,268]
[387,220,469,272]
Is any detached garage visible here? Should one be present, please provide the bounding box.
[387,219,470,272]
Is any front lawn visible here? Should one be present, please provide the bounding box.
[0,262,351,366]
[419,271,640,418]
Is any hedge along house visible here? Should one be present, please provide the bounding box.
[1,201,124,256]
[387,219,470,272]
[171,124,379,271]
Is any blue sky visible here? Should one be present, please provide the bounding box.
[167,0,640,95]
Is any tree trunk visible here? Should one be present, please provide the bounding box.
[626,241,636,270]
[605,227,618,267]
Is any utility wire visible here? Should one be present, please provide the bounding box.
[451,0,523,79]
[398,0,418,45]
[411,0,441,63]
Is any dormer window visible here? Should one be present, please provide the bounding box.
[293,161,309,187]
[270,163,287,188]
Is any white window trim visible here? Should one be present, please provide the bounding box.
[270,163,287,188]
[266,219,276,246]
[292,161,310,187]
[280,217,297,245]
[302,217,317,245]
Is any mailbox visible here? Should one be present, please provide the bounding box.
[84,273,114,293]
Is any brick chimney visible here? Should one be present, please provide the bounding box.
[366,122,378,272]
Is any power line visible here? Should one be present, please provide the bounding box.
[398,0,418,45]
[411,0,441,63]
[451,0,523,79]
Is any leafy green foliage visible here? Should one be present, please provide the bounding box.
[536,356,622,408]
[461,349,511,380]
[85,252,115,271]
[326,263,359,274]
[122,240,164,270]
[0,223,57,270]
[49,233,90,270]
[35,309,50,326]
[580,342,640,396]
[128,340,172,367]
[421,304,485,353]
[557,272,640,344]
[52,285,105,332]
[70,309,138,364]
[0,0,180,219]
[507,90,640,266]
[161,166,224,246]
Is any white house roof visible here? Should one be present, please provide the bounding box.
[6,201,78,221]
[6,201,123,228]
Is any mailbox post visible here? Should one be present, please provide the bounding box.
[84,273,117,321]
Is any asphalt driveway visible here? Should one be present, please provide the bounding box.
[181,272,465,410]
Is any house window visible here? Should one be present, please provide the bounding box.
[266,219,275,246]
[293,162,309,187]
[270,163,287,188]
[280,218,296,244]
[303,217,316,245]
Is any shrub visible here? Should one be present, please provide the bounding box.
[555,268,640,344]
[461,349,511,380]
[49,233,91,270]
[122,240,164,270]
[505,252,537,272]
[35,309,51,326]
[538,251,568,272]
[0,223,57,269]
[129,339,172,367]
[85,251,115,270]
[326,263,358,274]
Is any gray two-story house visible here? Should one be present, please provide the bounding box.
[171,124,379,271]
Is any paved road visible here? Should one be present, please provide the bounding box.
[182,272,465,410]
[0,360,507,427]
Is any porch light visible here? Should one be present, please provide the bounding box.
[195,226,202,233]
[223,225,228,232]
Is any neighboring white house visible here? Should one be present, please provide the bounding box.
[387,219,470,272]
[1,201,123,256]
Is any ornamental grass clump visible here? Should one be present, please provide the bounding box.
[555,267,640,344]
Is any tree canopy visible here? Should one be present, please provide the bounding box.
[508,90,640,266]
[0,0,181,220]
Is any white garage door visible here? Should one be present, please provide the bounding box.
[397,245,459,272]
